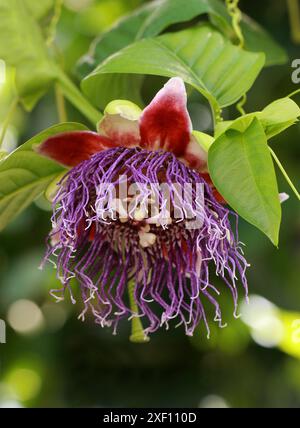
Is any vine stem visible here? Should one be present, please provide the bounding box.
[55,84,67,122]
[56,69,103,126]
[127,279,150,343]
[287,0,300,44]
[269,147,300,201]
[0,97,18,149]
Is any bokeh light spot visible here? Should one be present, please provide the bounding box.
[6,369,41,402]
[199,395,229,408]
[7,299,44,335]
[241,295,284,348]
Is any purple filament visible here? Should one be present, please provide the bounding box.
[41,147,249,338]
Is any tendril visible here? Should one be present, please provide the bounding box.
[225,0,245,48]
[236,93,247,116]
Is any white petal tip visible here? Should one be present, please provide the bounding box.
[164,77,186,92]
[279,192,289,203]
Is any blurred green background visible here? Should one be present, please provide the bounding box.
[0,0,300,408]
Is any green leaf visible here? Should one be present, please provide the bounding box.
[208,117,281,246]
[214,98,300,139]
[258,98,300,139]
[77,0,218,78]
[0,0,57,109]
[136,0,228,39]
[77,0,282,109]
[214,120,235,138]
[77,0,285,79]
[0,123,88,232]
[146,1,287,66]
[82,25,265,111]
[81,73,144,112]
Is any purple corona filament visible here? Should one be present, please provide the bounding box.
[41,147,249,338]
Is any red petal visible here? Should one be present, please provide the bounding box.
[139,78,192,156]
[37,131,115,167]
[181,137,208,172]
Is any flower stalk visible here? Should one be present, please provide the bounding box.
[128,279,150,344]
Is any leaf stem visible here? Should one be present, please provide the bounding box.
[0,97,18,149]
[269,147,300,201]
[55,84,67,122]
[287,88,300,98]
[127,279,149,343]
[56,70,102,127]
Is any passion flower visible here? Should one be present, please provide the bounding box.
[38,78,248,341]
